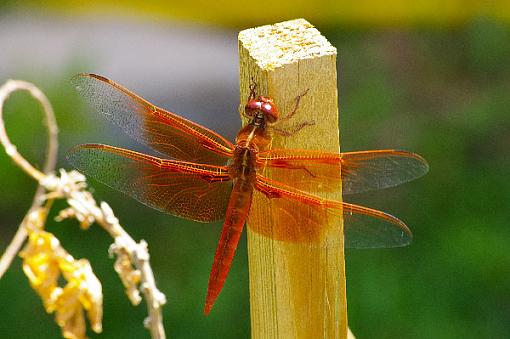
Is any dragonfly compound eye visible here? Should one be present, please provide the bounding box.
[258,96,279,123]
[244,99,262,117]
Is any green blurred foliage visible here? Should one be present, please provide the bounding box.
[333,19,510,339]
[0,16,509,339]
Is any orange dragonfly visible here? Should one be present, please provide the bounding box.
[68,74,428,315]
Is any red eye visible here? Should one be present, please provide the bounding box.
[244,99,262,116]
[244,96,280,123]
[259,96,279,123]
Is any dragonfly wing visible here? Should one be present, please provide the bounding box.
[256,149,343,193]
[254,175,412,248]
[341,203,412,248]
[340,150,429,195]
[67,144,232,222]
[257,149,428,194]
[72,74,235,165]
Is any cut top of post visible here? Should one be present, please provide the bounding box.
[238,18,336,70]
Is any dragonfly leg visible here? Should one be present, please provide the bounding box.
[279,88,310,122]
[248,77,258,100]
[272,120,315,137]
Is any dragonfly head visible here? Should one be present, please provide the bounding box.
[244,96,279,123]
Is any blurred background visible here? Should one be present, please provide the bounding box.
[0,1,509,338]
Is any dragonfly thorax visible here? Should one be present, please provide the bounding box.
[229,146,257,182]
[235,124,271,152]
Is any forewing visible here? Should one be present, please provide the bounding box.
[256,149,343,193]
[340,150,429,195]
[67,144,232,222]
[256,149,428,195]
[72,74,235,165]
[253,175,412,248]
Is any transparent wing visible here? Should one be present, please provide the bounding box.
[67,144,232,222]
[72,74,235,165]
[341,203,412,248]
[253,174,412,248]
[340,150,428,195]
[256,149,429,195]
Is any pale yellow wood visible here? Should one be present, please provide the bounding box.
[238,19,347,339]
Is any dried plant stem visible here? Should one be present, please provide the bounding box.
[100,209,166,339]
[57,193,167,339]
[0,80,58,278]
[0,220,28,278]
[0,80,166,339]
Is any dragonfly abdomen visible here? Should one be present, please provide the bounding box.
[204,177,254,314]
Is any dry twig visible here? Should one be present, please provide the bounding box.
[0,79,166,339]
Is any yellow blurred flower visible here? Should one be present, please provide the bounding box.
[20,229,103,339]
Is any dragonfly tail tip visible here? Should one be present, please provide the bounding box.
[203,303,213,315]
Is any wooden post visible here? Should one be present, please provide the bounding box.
[238,19,347,338]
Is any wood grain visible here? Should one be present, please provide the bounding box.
[238,18,347,339]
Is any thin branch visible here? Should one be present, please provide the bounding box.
[0,80,59,278]
[0,80,166,339]
[48,173,167,339]
[0,80,58,181]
